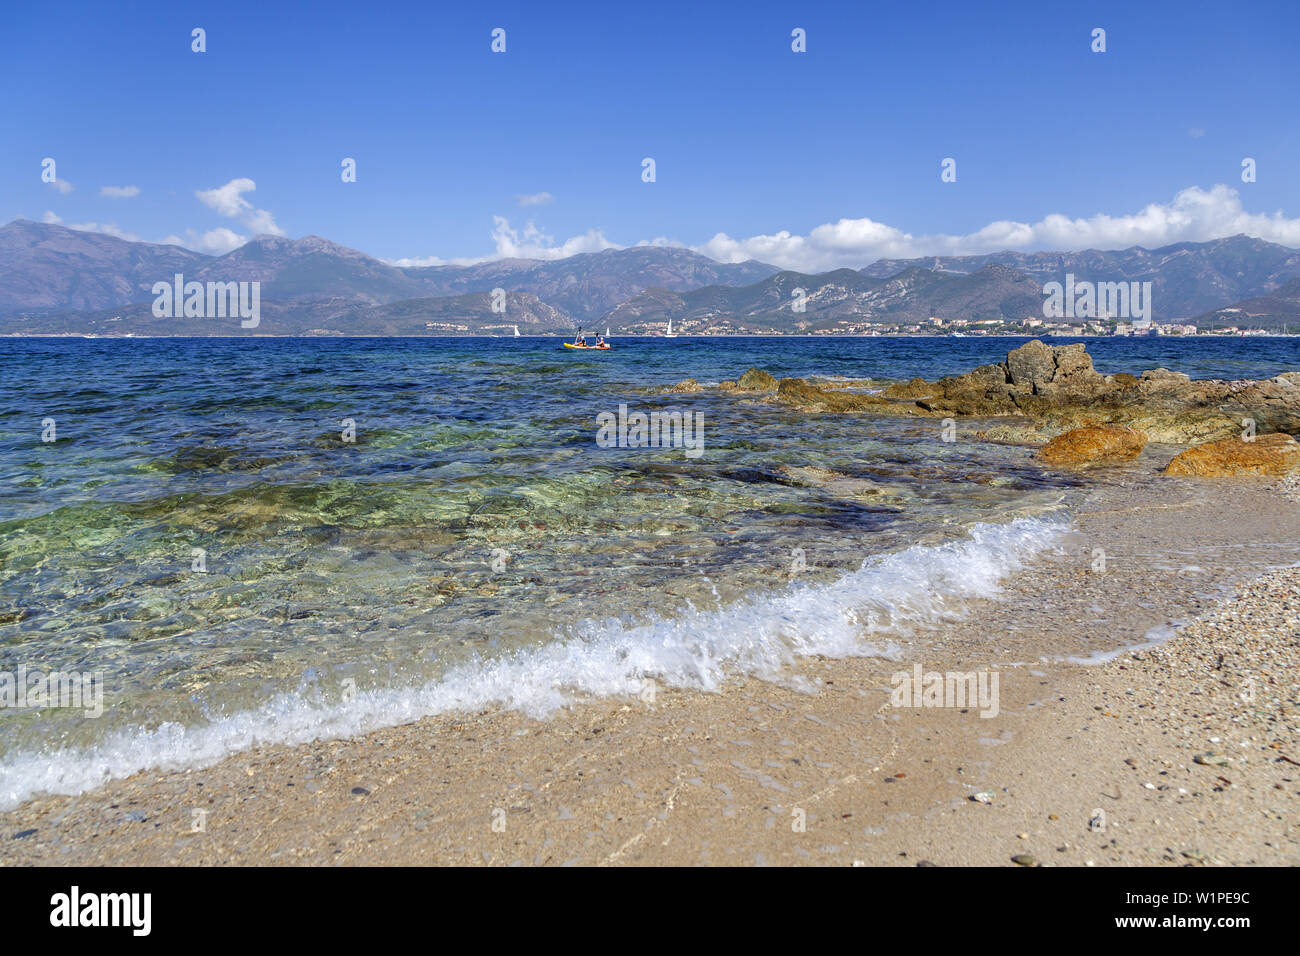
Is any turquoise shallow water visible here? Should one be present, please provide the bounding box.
[1,334,1297,801]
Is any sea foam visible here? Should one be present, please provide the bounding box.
[0,514,1068,810]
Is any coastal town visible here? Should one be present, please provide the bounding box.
[630,314,1280,337]
[802,314,1270,337]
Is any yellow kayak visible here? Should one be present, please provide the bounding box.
[563,342,611,350]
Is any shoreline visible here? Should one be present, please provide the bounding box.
[3,471,1297,865]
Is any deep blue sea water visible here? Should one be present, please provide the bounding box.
[1,335,1297,806]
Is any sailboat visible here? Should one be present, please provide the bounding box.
[665,318,677,338]
[513,325,520,338]
[604,327,610,338]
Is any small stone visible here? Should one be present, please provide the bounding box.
[1193,753,1230,767]
[970,791,995,804]
[1011,854,1037,867]
[11,829,37,840]
[351,787,371,796]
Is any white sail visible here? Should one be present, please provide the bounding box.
[513,325,520,337]
[605,327,610,338]
[666,318,675,337]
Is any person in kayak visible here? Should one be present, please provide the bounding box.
[595,334,605,347]
[574,329,586,346]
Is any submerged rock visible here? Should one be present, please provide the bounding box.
[774,464,908,499]
[774,378,896,413]
[1036,425,1147,467]
[1164,433,1300,477]
[664,378,703,393]
[735,368,778,392]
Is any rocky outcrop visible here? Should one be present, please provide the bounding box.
[1035,425,1148,466]
[871,340,1300,444]
[701,340,1300,452]
[1163,433,1300,477]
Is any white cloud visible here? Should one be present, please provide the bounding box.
[516,192,554,207]
[195,178,284,236]
[48,178,74,194]
[41,210,63,224]
[692,185,1300,271]
[375,186,1300,273]
[489,216,616,259]
[100,185,141,199]
[161,227,247,255]
[387,216,618,268]
[386,254,450,268]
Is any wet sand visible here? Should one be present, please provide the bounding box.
[2,459,1299,866]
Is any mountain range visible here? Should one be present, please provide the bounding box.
[2,219,1298,335]
[607,263,1044,332]
[859,236,1300,321]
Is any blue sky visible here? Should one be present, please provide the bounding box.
[4,0,1298,270]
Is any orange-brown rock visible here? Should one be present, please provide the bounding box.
[883,377,936,399]
[1163,433,1300,477]
[1035,425,1148,466]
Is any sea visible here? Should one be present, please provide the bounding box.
[2,334,1298,808]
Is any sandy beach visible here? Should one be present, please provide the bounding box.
[3,464,1297,867]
